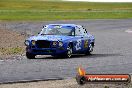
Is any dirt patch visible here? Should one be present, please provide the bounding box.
[0,29,26,59]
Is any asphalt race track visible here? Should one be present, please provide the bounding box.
[0,19,132,83]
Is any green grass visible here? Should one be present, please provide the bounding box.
[0,0,132,20]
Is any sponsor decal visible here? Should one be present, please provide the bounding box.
[76,67,131,85]
[84,40,88,48]
[75,39,82,50]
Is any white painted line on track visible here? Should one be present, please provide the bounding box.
[0,60,4,62]
[125,29,132,33]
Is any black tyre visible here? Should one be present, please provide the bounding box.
[26,52,35,59]
[66,44,73,58]
[85,43,94,55]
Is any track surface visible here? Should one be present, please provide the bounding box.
[0,19,132,83]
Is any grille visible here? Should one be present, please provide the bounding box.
[36,40,51,48]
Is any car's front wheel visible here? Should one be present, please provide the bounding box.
[85,43,94,55]
[26,52,36,59]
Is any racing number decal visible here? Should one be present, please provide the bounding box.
[75,39,82,51]
[84,40,88,48]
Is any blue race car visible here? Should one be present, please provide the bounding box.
[24,24,95,59]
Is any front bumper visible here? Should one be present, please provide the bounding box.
[26,47,66,55]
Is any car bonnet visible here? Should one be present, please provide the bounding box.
[28,35,74,41]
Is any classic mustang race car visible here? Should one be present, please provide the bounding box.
[24,24,95,59]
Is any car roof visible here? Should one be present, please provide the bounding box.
[45,24,81,28]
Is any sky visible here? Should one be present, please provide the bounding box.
[64,0,132,2]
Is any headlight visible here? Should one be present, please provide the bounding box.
[31,40,36,45]
[53,41,57,46]
[59,41,63,47]
[25,40,30,46]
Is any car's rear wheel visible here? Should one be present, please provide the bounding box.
[85,43,94,55]
[26,52,35,59]
[66,44,73,58]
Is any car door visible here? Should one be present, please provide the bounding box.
[80,27,90,51]
[74,26,85,53]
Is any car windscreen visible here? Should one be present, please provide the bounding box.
[40,26,74,36]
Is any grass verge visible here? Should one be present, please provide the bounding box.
[0,0,132,20]
[0,10,132,21]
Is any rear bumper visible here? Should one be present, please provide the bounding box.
[26,47,66,55]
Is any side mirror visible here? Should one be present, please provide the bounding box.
[72,32,75,36]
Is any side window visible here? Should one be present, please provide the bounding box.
[80,27,85,36]
[75,26,88,36]
[82,27,88,36]
[80,27,88,36]
[75,27,81,36]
